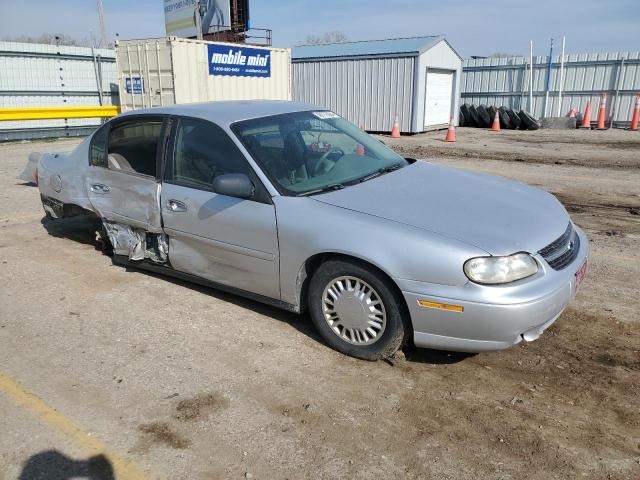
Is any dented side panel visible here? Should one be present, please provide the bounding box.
[102,221,168,263]
[161,182,280,299]
[86,167,165,262]
[37,137,95,212]
[86,168,163,232]
[103,221,147,260]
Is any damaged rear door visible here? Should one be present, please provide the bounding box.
[161,117,280,299]
[87,115,169,261]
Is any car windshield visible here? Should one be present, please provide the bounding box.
[232,111,408,196]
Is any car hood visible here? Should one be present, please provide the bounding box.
[312,161,570,256]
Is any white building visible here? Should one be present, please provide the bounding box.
[292,36,462,133]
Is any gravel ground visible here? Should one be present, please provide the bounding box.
[0,128,639,480]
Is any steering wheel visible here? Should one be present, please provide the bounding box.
[313,147,345,176]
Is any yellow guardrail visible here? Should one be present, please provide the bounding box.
[0,106,120,121]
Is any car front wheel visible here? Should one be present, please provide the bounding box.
[308,259,407,360]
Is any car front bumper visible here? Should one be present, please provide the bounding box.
[397,226,589,352]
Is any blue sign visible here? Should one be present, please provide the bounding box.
[208,44,271,78]
[125,76,144,94]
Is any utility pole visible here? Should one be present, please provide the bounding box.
[96,0,107,48]
[529,41,534,113]
[543,38,554,118]
[556,36,566,117]
[195,0,205,40]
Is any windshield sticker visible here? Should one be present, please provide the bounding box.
[312,111,339,119]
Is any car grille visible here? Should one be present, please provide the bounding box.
[538,223,580,271]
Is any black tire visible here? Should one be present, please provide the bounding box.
[498,107,512,129]
[308,259,407,361]
[487,106,497,124]
[461,104,475,127]
[506,108,522,129]
[468,105,480,127]
[477,105,491,127]
[518,110,540,130]
[459,108,466,127]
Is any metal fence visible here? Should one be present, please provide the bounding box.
[0,41,119,141]
[4,42,640,139]
[461,51,640,126]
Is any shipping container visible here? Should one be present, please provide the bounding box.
[115,37,291,111]
[292,36,462,133]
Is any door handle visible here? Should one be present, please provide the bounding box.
[90,183,111,194]
[166,199,187,212]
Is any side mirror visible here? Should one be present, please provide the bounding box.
[212,173,254,199]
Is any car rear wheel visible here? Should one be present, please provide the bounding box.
[308,259,407,360]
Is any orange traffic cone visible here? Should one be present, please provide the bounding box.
[596,93,607,130]
[579,100,592,129]
[567,107,577,118]
[390,113,401,138]
[444,116,456,142]
[490,109,500,131]
[629,94,640,131]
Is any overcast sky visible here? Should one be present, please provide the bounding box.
[1,0,638,57]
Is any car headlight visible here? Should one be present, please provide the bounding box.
[464,253,538,284]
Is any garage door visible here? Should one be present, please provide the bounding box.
[424,70,454,128]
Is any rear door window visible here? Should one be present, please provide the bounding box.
[89,124,109,167]
[107,121,163,176]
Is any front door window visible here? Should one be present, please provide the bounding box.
[167,118,250,191]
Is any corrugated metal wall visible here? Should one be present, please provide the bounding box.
[462,52,640,125]
[0,41,118,141]
[292,56,415,132]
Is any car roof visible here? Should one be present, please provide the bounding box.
[118,100,321,126]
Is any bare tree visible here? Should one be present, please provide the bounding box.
[300,31,348,46]
[2,33,93,47]
[488,52,516,58]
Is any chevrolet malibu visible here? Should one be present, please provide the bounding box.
[36,101,588,360]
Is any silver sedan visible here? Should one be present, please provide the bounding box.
[35,101,588,360]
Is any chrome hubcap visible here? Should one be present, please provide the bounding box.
[321,276,386,345]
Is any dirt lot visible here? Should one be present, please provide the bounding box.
[0,128,638,480]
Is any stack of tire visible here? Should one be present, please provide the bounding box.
[459,104,541,130]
